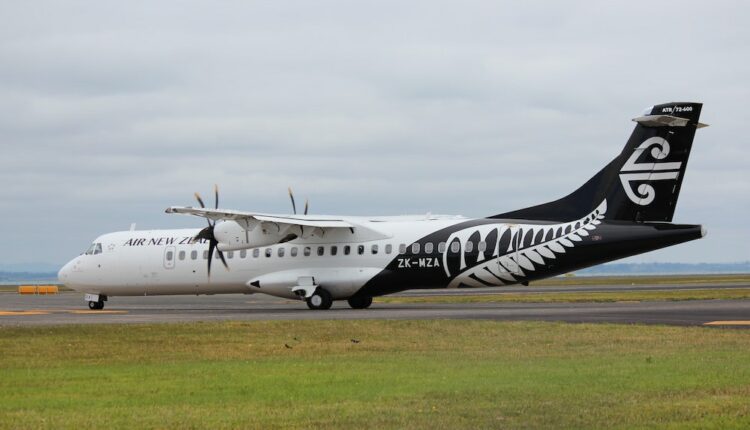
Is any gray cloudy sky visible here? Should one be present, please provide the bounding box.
[1,1,748,268]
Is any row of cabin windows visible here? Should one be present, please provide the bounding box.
[170,240,487,261]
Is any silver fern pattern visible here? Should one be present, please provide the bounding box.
[442,200,607,288]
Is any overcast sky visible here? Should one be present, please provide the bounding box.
[1,1,748,268]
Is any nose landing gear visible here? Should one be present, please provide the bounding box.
[87,300,104,310]
[84,293,107,310]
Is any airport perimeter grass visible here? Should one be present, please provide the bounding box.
[1,321,750,429]
[376,287,750,304]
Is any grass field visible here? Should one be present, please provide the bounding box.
[531,273,750,286]
[376,287,750,304]
[2,320,750,429]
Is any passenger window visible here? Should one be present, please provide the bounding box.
[450,242,460,253]
[331,246,338,256]
[398,244,406,254]
[191,250,197,260]
[358,245,365,255]
[371,244,378,254]
[265,248,272,258]
[240,250,247,258]
[253,248,260,258]
[465,241,474,253]
[425,243,434,254]
[166,251,174,261]
[385,244,392,254]
[478,241,487,252]
[203,250,208,259]
[344,245,351,255]
[317,246,325,256]
[411,243,421,254]
[278,248,285,257]
[179,250,186,260]
[304,247,311,257]
[227,251,234,259]
[438,242,446,253]
[291,247,298,257]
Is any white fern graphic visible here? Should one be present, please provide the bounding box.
[443,200,607,288]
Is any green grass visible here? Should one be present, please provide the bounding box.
[377,287,750,304]
[1,320,750,429]
[531,273,750,286]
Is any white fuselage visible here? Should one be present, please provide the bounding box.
[58,215,468,300]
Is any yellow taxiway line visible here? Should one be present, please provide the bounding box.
[0,310,128,316]
[0,310,50,316]
[67,310,128,314]
[703,321,750,326]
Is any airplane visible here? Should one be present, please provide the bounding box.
[58,102,708,310]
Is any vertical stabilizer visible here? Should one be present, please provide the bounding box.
[492,102,706,222]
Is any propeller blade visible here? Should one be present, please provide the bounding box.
[216,249,229,269]
[288,187,297,214]
[207,241,215,277]
[214,184,219,209]
[194,192,205,208]
[304,198,309,215]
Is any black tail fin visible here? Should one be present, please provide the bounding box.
[492,102,706,223]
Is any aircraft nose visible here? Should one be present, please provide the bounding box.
[58,260,73,284]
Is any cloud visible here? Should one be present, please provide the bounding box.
[0,0,748,265]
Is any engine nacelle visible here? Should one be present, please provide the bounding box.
[214,220,298,251]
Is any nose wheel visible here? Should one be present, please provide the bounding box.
[306,288,333,310]
[88,300,105,310]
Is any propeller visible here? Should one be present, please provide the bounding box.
[287,187,309,240]
[288,187,309,215]
[193,184,228,277]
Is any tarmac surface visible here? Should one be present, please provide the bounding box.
[1,283,749,327]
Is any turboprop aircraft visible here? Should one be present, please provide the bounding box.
[58,102,708,310]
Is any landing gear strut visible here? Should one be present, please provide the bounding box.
[306,288,333,310]
[347,296,373,309]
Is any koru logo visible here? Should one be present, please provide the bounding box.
[619,137,682,206]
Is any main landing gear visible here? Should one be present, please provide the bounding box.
[347,296,373,309]
[300,287,372,310]
[302,288,373,311]
[306,288,333,310]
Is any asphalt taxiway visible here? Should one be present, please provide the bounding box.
[1,283,749,327]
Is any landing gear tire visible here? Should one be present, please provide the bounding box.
[88,300,104,310]
[306,288,333,310]
[347,296,373,309]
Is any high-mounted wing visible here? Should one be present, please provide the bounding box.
[165,206,390,250]
[166,206,353,228]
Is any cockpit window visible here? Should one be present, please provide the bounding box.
[85,243,103,255]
